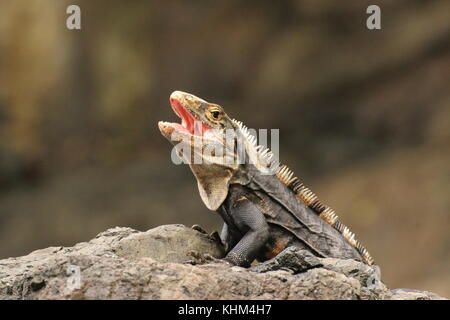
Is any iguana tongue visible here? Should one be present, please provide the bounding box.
[169,97,210,136]
[170,98,193,132]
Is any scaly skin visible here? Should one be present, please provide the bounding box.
[159,91,375,267]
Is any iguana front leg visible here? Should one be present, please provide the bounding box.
[220,223,240,253]
[223,197,270,267]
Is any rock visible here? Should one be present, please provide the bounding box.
[0,225,446,300]
[390,289,447,301]
[108,224,225,263]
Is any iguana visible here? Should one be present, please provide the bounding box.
[158,91,375,268]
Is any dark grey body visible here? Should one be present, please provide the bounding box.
[160,91,372,267]
[218,183,363,267]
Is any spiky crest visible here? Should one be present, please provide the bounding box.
[231,119,375,266]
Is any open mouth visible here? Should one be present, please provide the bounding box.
[159,96,211,137]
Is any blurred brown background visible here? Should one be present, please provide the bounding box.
[0,0,449,296]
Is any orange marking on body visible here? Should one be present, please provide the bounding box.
[264,239,288,259]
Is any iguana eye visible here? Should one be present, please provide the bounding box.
[208,109,222,121]
[211,111,220,119]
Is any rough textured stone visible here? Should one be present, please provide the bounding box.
[109,224,225,263]
[0,225,446,300]
[390,289,446,300]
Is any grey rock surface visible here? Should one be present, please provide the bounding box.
[0,225,446,300]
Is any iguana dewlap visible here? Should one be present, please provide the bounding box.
[158,91,374,267]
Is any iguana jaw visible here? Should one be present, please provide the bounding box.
[159,91,241,211]
[159,91,213,139]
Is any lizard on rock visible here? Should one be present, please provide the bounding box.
[158,91,375,268]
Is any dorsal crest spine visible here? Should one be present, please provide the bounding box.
[231,119,375,266]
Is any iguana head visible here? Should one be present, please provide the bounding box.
[161,91,235,135]
[159,91,276,210]
[158,91,240,210]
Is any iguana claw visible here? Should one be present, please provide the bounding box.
[191,225,225,247]
[186,251,232,266]
[191,224,208,234]
[208,231,223,245]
